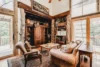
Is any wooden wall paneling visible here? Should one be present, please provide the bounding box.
[51,19,55,43]
[86,18,90,45]
[13,0,18,55]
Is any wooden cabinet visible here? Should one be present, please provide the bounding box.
[34,25,45,47]
[78,44,93,67]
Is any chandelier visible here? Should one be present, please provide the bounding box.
[49,0,61,3]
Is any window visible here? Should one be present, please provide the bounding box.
[73,20,86,43]
[0,0,14,11]
[71,0,98,17]
[90,17,100,64]
[0,14,13,57]
[90,18,100,46]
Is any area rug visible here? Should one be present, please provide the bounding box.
[7,54,58,67]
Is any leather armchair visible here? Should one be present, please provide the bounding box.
[50,41,82,67]
[16,42,42,67]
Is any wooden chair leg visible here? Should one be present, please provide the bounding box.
[25,60,27,67]
[24,55,27,67]
[39,55,42,64]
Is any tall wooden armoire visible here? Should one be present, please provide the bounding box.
[34,25,45,47]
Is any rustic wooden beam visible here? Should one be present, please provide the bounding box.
[13,0,18,55]
[66,15,71,43]
[51,11,70,19]
[0,8,14,16]
[18,2,52,20]
[51,19,55,43]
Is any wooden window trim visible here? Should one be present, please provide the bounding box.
[86,17,90,45]
[0,0,18,59]
[71,18,87,42]
[71,13,100,45]
[71,0,99,18]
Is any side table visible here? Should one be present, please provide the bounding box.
[78,44,93,67]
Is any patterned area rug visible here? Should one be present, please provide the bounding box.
[7,54,58,67]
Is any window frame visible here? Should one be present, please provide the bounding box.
[71,0,99,18]
[71,13,100,45]
[0,0,18,59]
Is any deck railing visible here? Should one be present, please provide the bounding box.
[0,36,9,46]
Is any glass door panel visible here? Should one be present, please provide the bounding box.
[0,14,13,57]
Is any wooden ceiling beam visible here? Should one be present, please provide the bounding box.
[51,11,70,19]
[18,2,52,20]
[18,2,70,20]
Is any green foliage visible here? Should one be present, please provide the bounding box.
[0,21,9,36]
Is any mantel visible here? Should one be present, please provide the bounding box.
[18,2,52,20]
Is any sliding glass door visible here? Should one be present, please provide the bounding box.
[0,14,13,57]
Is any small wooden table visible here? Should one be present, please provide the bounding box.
[78,44,93,67]
[40,43,59,55]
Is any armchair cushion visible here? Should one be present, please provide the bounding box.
[50,49,76,65]
[61,43,77,53]
[31,49,40,54]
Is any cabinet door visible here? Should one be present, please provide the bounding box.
[34,26,45,46]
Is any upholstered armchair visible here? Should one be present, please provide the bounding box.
[25,41,39,52]
[16,42,42,67]
[50,41,82,67]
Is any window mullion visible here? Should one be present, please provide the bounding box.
[86,17,90,45]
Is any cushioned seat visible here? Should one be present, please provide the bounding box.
[50,41,82,67]
[50,49,76,65]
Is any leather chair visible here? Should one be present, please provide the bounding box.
[16,42,42,67]
[25,41,39,52]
